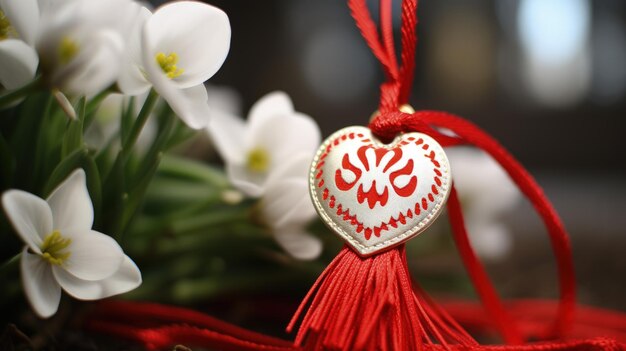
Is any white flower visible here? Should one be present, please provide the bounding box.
[208,91,321,197]
[2,169,141,318]
[0,0,140,96]
[208,91,322,259]
[118,1,231,129]
[39,0,140,96]
[259,153,323,260]
[448,147,520,260]
[0,1,38,90]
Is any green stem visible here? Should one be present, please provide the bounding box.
[170,208,249,235]
[0,253,21,276]
[84,88,112,130]
[122,89,158,154]
[159,155,230,188]
[0,76,42,107]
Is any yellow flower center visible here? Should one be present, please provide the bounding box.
[0,10,16,40]
[155,52,184,79]
[40,231,72,266]
[246,147,270,173]
[58,37,79,65]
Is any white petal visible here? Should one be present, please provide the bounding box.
[117,60,151,96]
[117,6,151,95]
[205,84,242,116]
[62,229,124,281]
[98,255,142,298]
[21,248,61,318]
[226,163,264,198]
[0,39,38,89]
[248,91,294,128]
[57,29,124,97]
[274,228,322,261]
[52,265,99,300]
[263,178,315,228]
[173,83,211,129]
[146,1,230,88]
[0,0,39,44]
[207,110,246,164]
[262,154,317,227]
[2,190,52,253]
[53,255,141,300]
[46,169,93,232]
[251,112,320,165]
[265,152,313,189]
[142,24,212,129]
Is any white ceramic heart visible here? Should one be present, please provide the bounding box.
[309,126,451,256]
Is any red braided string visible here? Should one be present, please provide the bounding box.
[414,110,577,339]
[348,0,398,82]
[398,0,418,104]
[348,0,417,112]
[448,185,524,344]
[369,109,576,340]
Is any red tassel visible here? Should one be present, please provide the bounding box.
[287,245,477,350]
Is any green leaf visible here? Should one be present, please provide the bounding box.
[122,89,158,154]
[159,155,230,188]
[61,97,86,157]
[10,92,52,191]
[0,76,42,108]
[43,148,89,197]
[120,96,135,145]
[83,88,111,130]
[0,132,14,189]
[82,154,103,228]
[128,104,175,189]
[118,152,162,237]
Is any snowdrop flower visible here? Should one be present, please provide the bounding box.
[0,3,38,90]
[448,147,520,260]
[38,0,140,96]
[259,153,322,260]
[208,91,321,197]
[118,1,230,129]
[2,169,141,318]
[0,0,140,97]
[209,91,322,259]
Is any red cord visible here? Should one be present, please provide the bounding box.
[448,185,524,344]
[347,0,417,112]
[369,109,577,340]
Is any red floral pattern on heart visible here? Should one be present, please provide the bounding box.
[310,126,450,256]
[335,145,417,209]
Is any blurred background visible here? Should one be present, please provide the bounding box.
[155,0,625,335]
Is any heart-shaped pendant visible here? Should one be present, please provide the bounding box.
[309,126,451,256]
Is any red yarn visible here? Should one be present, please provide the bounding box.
[287,245,477,350]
